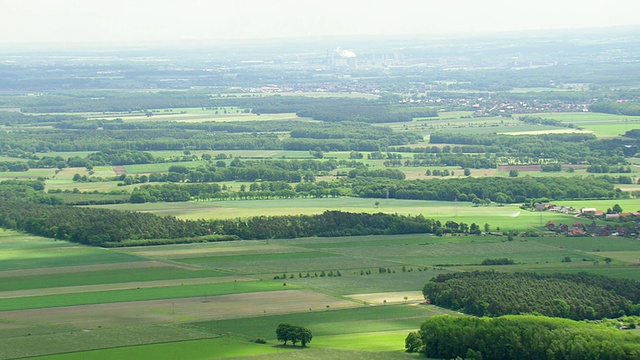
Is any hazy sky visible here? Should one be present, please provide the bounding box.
[1,0,638,45]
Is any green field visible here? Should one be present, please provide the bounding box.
[0,281,294,311]
[92,197,588,231]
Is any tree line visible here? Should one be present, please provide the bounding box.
[0,182,481,246]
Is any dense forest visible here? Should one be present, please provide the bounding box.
[422,271,640,319]
[406,315,640,359]
[0,182,481,246]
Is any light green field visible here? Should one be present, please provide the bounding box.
[95,110,306,123]
[0,281,295,311]
[123,161,205,173]
[190,305,448,339]
[0,235,142,271]
[520,112,640,137]
[509,87,571,93]
[23,337,285,360]
[521,112,638,122]
[268,91,379,99]
[92,197,578,231]
[434,111,475,119]
[45,179,125,193]
[24,335,416,360]
[0,168,57,180]
[0,267,227,292]
[554,198,640,212]
[33,151,94,159]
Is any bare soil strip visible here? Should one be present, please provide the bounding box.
[112,166,126,175]
[346,291,424,304]
[122,244,302,258]
[0,290,358,328]
[0,276,256,299]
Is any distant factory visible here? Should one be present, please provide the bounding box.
[327,48,358,70]
[327,48,403,71]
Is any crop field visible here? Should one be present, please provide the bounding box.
[2,211,640,359]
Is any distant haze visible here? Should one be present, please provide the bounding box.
[1,0,639,46]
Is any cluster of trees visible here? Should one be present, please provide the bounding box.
[296,99,437,123]
[410,153,497,169]
[275,324,312,347]
[406,315,640,359]
[626,129,640,138]
[480,258,514,265]
[347,175,623,203]
[85,149,156,166]
[0,161,29,172]
[347,167,406,180]
[422,271,640,319]
[289,121,421,145]
[517,115,571,128]
[428,132,636,166]
[587,164,633,173]
[590,101,640,116]
[130,184,192,203]
[160,164,306,183]
[0,111,85,126]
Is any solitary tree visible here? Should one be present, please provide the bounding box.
[612,204,623,214]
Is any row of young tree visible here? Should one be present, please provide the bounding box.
[422,271,640,319]
[406,315,640,359]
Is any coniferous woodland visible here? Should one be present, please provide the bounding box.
[422,271,640,319]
